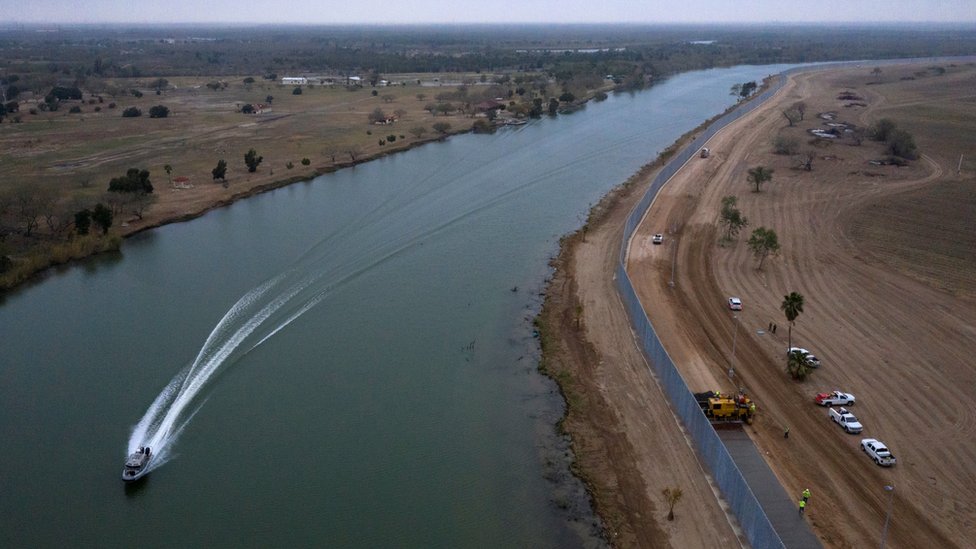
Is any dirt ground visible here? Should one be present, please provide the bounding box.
[543,62,976,548]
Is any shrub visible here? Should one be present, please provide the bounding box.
[301,158,310,166]
[148,105,169,118]
[773,135,800,155]
[387,134,396,142]
[292,86,302,95]
[472,119,495,134]
[69,105,82,113]
[130,89,143,98]
[108,102,116,109]
[286,161,294,170]
[122,107,142,118]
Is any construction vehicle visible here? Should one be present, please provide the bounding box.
[694,391,755,424]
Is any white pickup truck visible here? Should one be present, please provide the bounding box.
[815,390,855,406]
[861,438,896,467]
[829,407,863,434]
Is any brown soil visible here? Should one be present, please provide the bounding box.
[543,62,976,548]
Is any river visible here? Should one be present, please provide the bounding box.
[0,63,799,548]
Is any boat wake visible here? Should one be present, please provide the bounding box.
[126,118,633,472]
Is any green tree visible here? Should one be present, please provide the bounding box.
[292,86,302,95]
[747,166,774,193]
[244,149,263,173]
[107,168,153,194]
[887,129,918,160]
[747,227,779,269]
[409,126,427,139]
[548,97,559,115]
[719,195,748,240]
[74,209,92,235]
[432,122,451,134]
[265,95,274,104]
[870,118,897,142]
[781,291,805,352]
[91,203,113,235]
[740,81,757,98]
[662,487,684,521]
[787,349,815,381]
[121,106,142,117]
[212,159,228,181]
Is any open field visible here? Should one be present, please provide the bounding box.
[541,60,975,548]
[0,72,574,287]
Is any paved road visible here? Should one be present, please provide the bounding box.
[718,429,822,548]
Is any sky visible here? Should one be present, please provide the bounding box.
[10,0,976,25]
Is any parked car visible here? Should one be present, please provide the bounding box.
[728,297,742,311]
[652,234,664,245]
[788,347,821,368]
[861,438,896,466]
[815,391,856,406]
[829,407,863,434]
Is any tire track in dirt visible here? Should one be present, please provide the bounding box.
[628,67,971,547]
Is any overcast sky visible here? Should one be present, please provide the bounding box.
[12,0,976,25]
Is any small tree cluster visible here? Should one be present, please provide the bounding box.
[122,107,142,118]
[869,118,918,159]
[107,168,153,194]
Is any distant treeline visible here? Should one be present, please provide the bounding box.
[2,23,976,85]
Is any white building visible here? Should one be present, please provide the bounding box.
[281,77,308,85]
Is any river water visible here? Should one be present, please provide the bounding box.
[0,64,798,548]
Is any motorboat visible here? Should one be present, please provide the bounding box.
[122,446,152,482]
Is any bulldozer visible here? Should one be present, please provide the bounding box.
[694,391,755,424]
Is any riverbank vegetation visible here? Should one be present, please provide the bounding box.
[1,23,974,290]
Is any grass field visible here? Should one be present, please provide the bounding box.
[0,72,588,288]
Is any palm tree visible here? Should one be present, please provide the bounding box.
[747,166,774,193]
[781,291,805,351]
[787,349,814,381]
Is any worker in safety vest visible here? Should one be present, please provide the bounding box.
[798,499,806,516]
[802,488,811,502]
